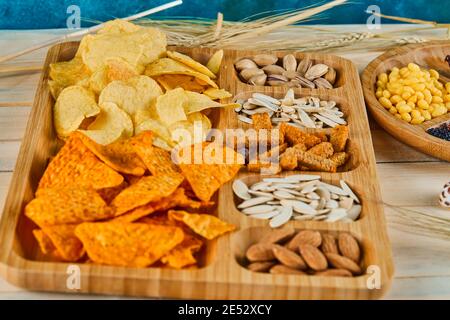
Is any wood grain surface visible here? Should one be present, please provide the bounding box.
[0,26,448,300]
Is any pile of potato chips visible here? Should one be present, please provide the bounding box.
[49,19,237,149]
[25,131,241,268]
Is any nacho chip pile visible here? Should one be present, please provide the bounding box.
[49,19,236,148]
[25,131,240,269]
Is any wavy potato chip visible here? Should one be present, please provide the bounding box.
[166,51,216,79]
[154,88,188,126]
[203,88,232,100]
[206,49,224,75]
[78,133,145,176]
[80,25,166,73]
[53,85,100,138]
[88,58,137,95]
[184,91,239,114]
[168,210,235,240]
[75,222,184,267]
[112,172,184,215]
[79,102,134,145]
[135,118,174,147]
[99,75,162,126]
[145,58,218,88]
[169,112,212,147]
[26,187,113,227]
[49,57,91,88]
[97,19,142,34]
[38,133,124,190]
[41,224,85,262]
[155,74,206,93]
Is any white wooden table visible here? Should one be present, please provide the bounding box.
[0,26,449,300]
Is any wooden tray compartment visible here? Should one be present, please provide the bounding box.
[362,41,450,161]
[0,43,393,299]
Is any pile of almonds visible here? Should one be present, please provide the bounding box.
[234,54,337,89]
[244,227,362,277]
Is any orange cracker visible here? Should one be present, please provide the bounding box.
[295,150,337,173]
[329,152,349,167]
[112,172,184,215]
[307,142,334,158]
[168,210,235,240]
[252,113,273,130]
[330,125,349,152]
[75,222,184,267]
[280,123,321,148]
[26,187,113,227]
[41,224,85,262]
[38,133,124,190]
[78,133,146,176]
[279,143,307,170]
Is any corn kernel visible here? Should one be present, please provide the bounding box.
[429,69,440,79]
[382,90,391,99]
[407,101,416,109]
[432,96,444,104]
[434,79,444,90]
[412,83,426,92]
[446,102,450,110]
[419,109,431,120]
[390,95,403,104]
[411,116,425,124]
[401,112,412,122]
[407,95,418,104]
[431,87,442,97]
[408,63,420,72]
[379,97,392,109]
[391,67,400,74]
[431,105,447,117]
[417,99,429,109]
[376,80,385,89]
[394,113,402,120]
[401,91,412,100]
[378,73,388,83]
[376,90,383,98]
[397,104,412,113]
[411,110,421,118]
[399,67,410,78]
[389,107,398,114]
[446,83,450,93]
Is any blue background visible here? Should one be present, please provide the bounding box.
[0,0,449,29]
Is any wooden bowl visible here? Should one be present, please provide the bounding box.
[362,41,450,161]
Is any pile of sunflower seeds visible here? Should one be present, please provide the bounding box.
[234,89,346,128]
[233,175,361,228]
[234,54,337,88]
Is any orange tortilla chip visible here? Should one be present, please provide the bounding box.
[97,180,129,204]
[161,233,203,269]
[75,222,184,267]
[38,133,124,190]
[41,224,85,262]
[78,133,146,176]
[33,229,56,255]
[131,131,180,176]
[168,210,235,240]
[112,173,184,215]
[156,74,206,93]
[26,187,113,227]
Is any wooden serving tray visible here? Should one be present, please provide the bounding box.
[0,42,393,299]
[362,41,450,162]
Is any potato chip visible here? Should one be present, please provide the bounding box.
[26,187,113,227]
[169,112,212,147]
[131,132,180,176]
[161,233,203,269]
[79,102,134,145]
[33,229,56,255]
[154,88,188,126]
[88,58,138,95]
[97,19,142,34]
[79,23,166,73]
[184,91,239,114]
[49,57,91,88]
[41,224,85,262]
[53,85,100,138]
[135,118,174,147]
[99,75,163,126]
[168,210,235,240]
[38,133,124,190]
[145,58,218,88]
[75,222,184,267]
[206,49,224,75]
[112,172,184,215]
[156,74,206,93]
[48,80,64,100]
[203,88,232,100]
[78,133,146,176]
[166,51,216,79]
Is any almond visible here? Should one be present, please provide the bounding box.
[269,264,306,275]
[298,244,327,271]
[325,253,361,275]
[272,245,307,270]
[321,233,338,254]
[260,226,296,244]
[247,261,276,272]
[315,269,352,277]
[246,243,275,262]
[287,230,322,250]
[338,233,360,262]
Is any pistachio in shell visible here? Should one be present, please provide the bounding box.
[283,54,297,72]
[324,67,337,85]
[252,54,278,67]
[240,68,264,81]
[235,58,258,71]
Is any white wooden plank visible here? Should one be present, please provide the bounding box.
[385,276,450,300]
[0,141,20,171]
[0,107,30,140]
